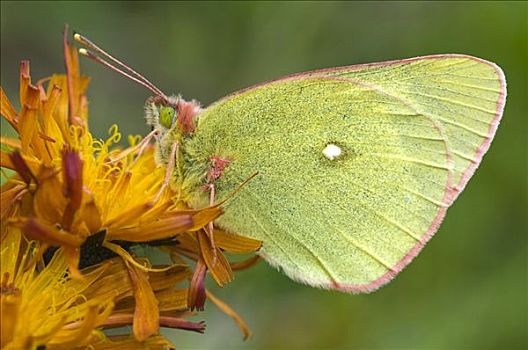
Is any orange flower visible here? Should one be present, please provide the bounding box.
[1,29,262,348]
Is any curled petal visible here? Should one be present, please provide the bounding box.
[126,262,159,341]
[206,290,252,340]
[168,233,200,261]
[101,241,153,273]
[230,255,261,271]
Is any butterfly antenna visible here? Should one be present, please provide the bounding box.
[74,32,169,102]
[77,47,166,99]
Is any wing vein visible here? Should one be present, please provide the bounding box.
[334,227,395,271]
[369,153,451,170]
[243,188,341,285]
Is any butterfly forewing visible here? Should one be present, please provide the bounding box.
[322,55,506,202]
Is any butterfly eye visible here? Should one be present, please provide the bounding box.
[159,106,176,129]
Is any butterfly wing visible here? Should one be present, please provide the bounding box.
[320,55,506,202]
[184,55,506,292]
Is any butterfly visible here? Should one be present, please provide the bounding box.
[76,33,506,293]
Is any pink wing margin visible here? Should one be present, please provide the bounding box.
[211,54,507,293]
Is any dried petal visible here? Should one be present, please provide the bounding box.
[61,148,84,230]
[187,258,207,311]
[17,217,83,247]
[159,316,205,334]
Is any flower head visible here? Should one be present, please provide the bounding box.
[1,30,261,348]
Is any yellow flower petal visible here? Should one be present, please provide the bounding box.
[0,286,21,348]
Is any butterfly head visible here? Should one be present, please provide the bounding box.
[145,95,202,136]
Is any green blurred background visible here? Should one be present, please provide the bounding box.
[1,1,526,349]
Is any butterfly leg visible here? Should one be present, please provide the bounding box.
[130,129,160,167]
[107,128,159,164]
[207,183,218,265]
[154,140,178,203]
[202,156,231,265]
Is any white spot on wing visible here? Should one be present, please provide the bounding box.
[322,144,342,160]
